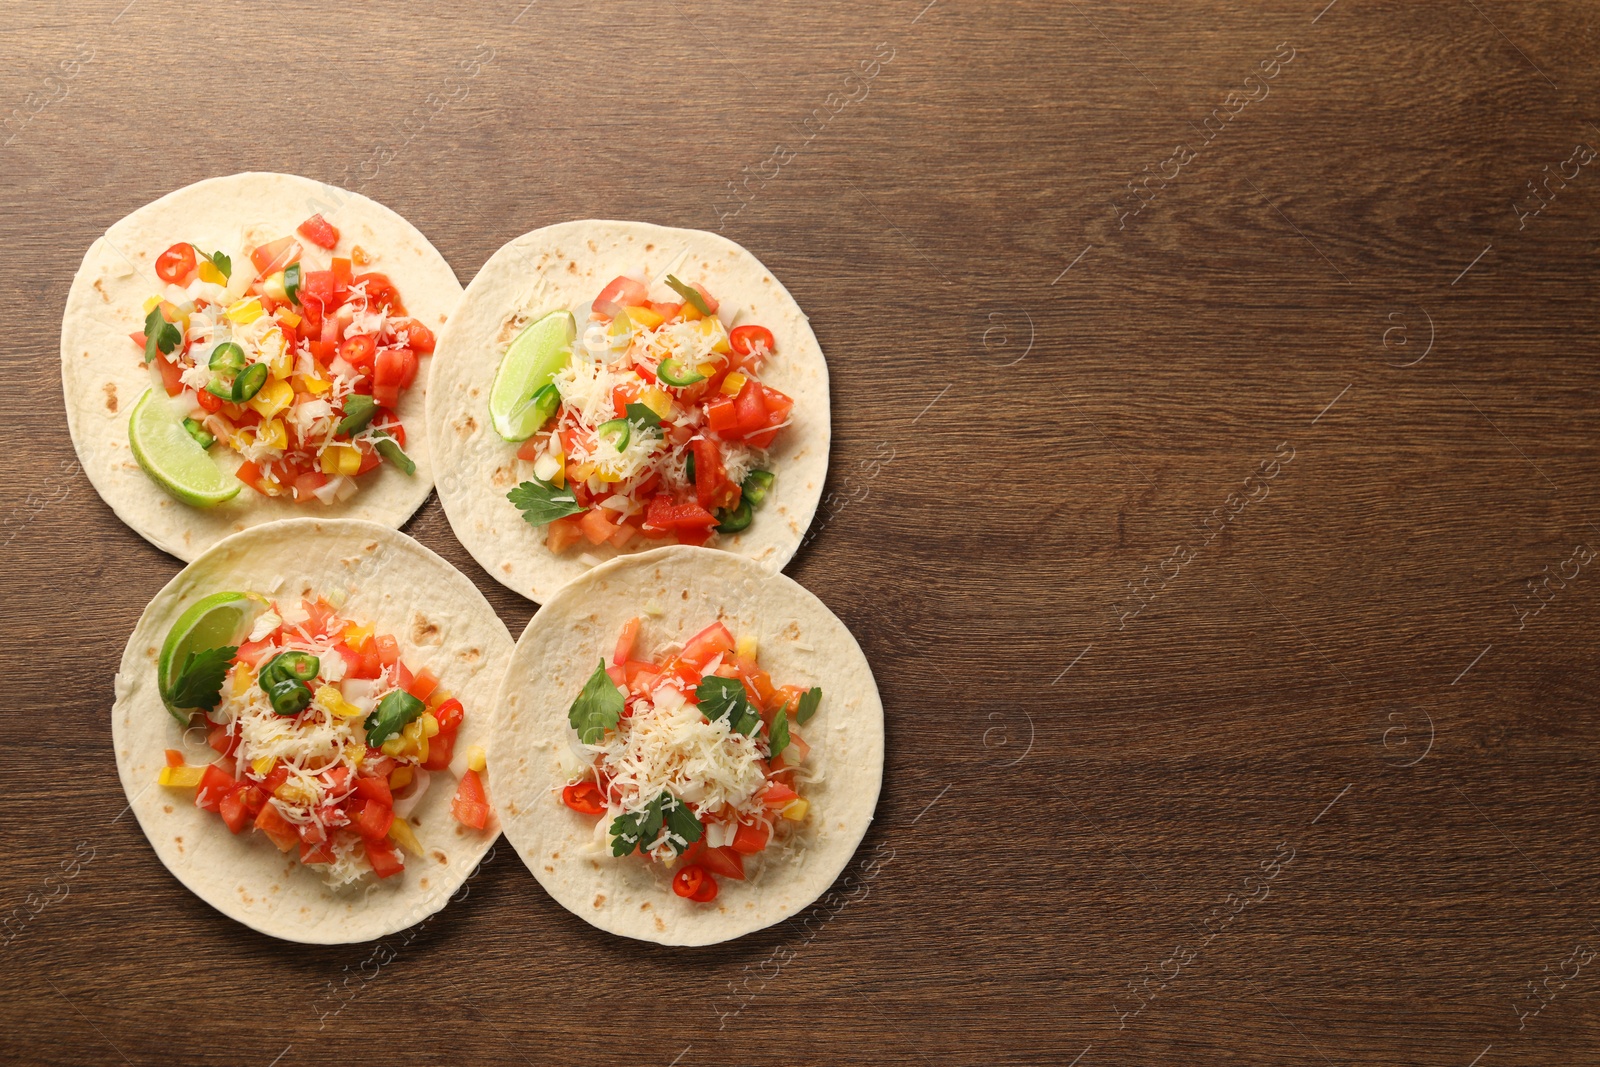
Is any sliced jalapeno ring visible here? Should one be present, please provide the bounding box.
[597,417,630,452]
[232,362,269,403]
[741,469,775,507]
[208,341,246,374]
[715,497,754,534]
[656,357,706,387]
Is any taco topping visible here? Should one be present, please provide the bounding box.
[559,618,819,903]
[504,274,793,553]
[133,216,431,504]
[158,594,484,885]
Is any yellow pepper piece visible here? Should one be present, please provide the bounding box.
[401,719,429,762]
[158,765,205,788]
[345,743,365,766]
[624,305,663,329]
[681,301,704,321]
[143,295,162,314]
[251,756,276,777]
[380,736,409,757]
[225,297,264,325]
[275,307,303,329]
[388,818,423,857]
[639,386,672,419]
[315,684,364,719]
[427,688,452,709]
[262,270,288,302]
[467,745,487,773]
[320,444,361,476]
[699,317,732,354]
[248,378,294,418]
[198,259,226,286]
[388,766,414,790]
[256,419,287,450]
[277,779,316,805]
[696,361,718,379]
[780,799,809,822]
[231,667,255,697]
[720,372,747,397]
[736,634,759,660]
[421,712,440,738]
[572,462,597,483]
[297,375,332,395]
[343,622,373,650]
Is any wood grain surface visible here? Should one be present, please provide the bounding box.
[3,1,1599,1063]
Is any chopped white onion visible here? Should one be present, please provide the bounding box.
[393,769,431,819]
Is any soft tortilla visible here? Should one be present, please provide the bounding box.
[62,172,462,562]
[426,220,830,603]
[489,545,882,945]
[112,518,511,944]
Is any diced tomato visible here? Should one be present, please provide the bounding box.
[673,864,706,899]
[301,598,334,637]
[420,730,455,771]
[330,257,352,300]
[218,787,252,834]
[515,437,543,462]
[393,659,414,695]
[204,722,237,759]
[642,495,719,535]
[293,470,328,502]
[610,381,641,417]
[254,803,298,852]
[353,272,404,314]
[704,396,741,438]
[762,782,800,808]
[351,799,395,841]
[401,667,437,703]
[733,657,776,706]
[297,214,340,250]
[365,837,404,878]
[613,617,641,666]
[155,243,198,285]
[731,819,771,855]
[353,774,393,806]
[196,764,238,812]
[692,438,739,511]
[593,275,648,317]
[355,446,381,476]
[547,514,585,553]
[681,622,736,670]
[451,769,489,830]
[320,764,352,800]
[261,764,290,798]
[371,412,405,448]
[698,845,746,881]
[375,633,400,668]
[373,347,417,408]
[580,507,621,545]
[648,300,683,321]
[249,236,301,278]
[562,781,607,815]
[163,749,184,768]
[151,354,186,397]
[744,386,795,449]
[297,817,327,846]
[339,334,376,370]
[730,325,776,359]
[302,269,336,310]
[363,751,398,779]
[300,839,336,865]
[773,731,811,769]
[733,379,770,436]
[392,318,436,353]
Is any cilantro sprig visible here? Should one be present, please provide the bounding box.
[696,675,761,735]
[610,790,703,857]
[769,705,791,762]
[568,660,623,744]
[164,645,237,722]
[142,306,182,364]
[796,686,822,725]
[508,477,585,527]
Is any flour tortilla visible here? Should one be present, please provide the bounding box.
[112,518,511,944]
[490,545,882,945]
[62,172,463,562]
[427,220,830,603]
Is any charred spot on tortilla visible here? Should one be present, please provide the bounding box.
[103,382,118,412]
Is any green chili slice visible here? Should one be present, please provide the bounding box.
[530,383,561,428]
[233,363,268,403]
[656,357,705,386]
[261,650,320,683]
[685,451,696,483]
[208,342,246,374]
[664,274,712,316]
[365,690,426,747]
[375,436,416,475]
[337,394,377,436]
[283,262,302,304]
[715,497,754,534]
[182,417,215,450]
[741,469,775,507]
[597,417,630,452]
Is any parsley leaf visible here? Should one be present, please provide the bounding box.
[142,306,182,364]
[768,704,791,762]
[697,675,761,735]
[610,791,701,857]
[664,274,712,316]
[165,645,237,718]
[569,660,623,744]
[624,402,663,431]
[198,249,232,281]
[796,686,822,725]
[507,477,585,527]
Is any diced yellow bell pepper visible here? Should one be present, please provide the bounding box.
[388,818,423,857]
[736,634,759,660]
[467,745,487,773]
[381,736,409,757]
[231,667,255,697]
[256,419,287,450]
[320,444,361,476]
[251,756,276,777]
[639,386,672,419]
[277,779,317,805]
[158,765,205,788]
[426,689,452,709]
[780,799,809,822]
[225,297,264,325]
[296,375,332,395]
[421,712,440,738]
[342,622,373,651]
[681,301,704,321]
[388,766,414,790]
[699,317,732,354]
[262,270,288,302]
[275,307,303,329]
[696,361,718,379]
[345,743,365,766]
[607,316,633,343]
[315,684,364,719]
[262,331,292,380]
[721,372,748,397]
[572,462,597,483]
[198,259,226,286]
[248,378,294,418]
[143,295,162,314]
[624,305,664,329]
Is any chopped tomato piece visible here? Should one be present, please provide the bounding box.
[353,774,393,806]
[452,769,490,830]
[297,213,340,250]
[261,764,291,798]
[614,617,641,665]
[300,840,336,865]
[254,803,299,852]
[405,667,440,703]
[642,495,718,534]
[352,799,395,841]
[562,781,607,815]
[155,243,197,284]
[692,438,739,510]
[218,787,252,834]
[681,622,736,669]
[420,729,456,771]
[249,236,301,278]
[393,318,436,353]
[698,845,746,881]
[593,275,648,317]
[705,396,741,438]
[731,819,771,855]
[673,864,707,899]
[580,507,621,545]
[547,514,585,553]
[195,764,237,812]
[762,782,800,808]
[353,272,404,314]
[365,838,405,878]
[733,379,770,437]
[375,633,400,667]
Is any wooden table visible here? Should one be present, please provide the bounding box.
[4,1,1597,1063]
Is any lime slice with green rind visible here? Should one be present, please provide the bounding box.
[128,387,242,507]
[490,310,576,441]
[159,591,266,722]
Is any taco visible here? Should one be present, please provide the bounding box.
[112,518,510,944]
[489,545,882,945]
[62,172,461,562]
[426,220,829,603]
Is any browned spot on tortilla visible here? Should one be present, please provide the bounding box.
[364,541,378,553]
[437,313,446,325]
[782,621,801,641]
[682,590,689,599]
[567,261,576,273]
[93,278,108,300]
[420,878,430,889]
[457,415,477,437]
[458,646,481,663]
[490,465,515,490]
[411,611,441,645]
[502,563,513,574]
[654,916,665,931]
[146,646,157,657]
[431,849,448,864]
[551,851,561,860]
[470,387,479,398]
[544,864,554,872]
[163,804,172,814]
[587,240,597,253]
[641,901,651,910]
[593,893,606,908]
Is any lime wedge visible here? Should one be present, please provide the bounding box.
[128,387,242,507]
[490,310,576,441]
[158,591,267,722]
